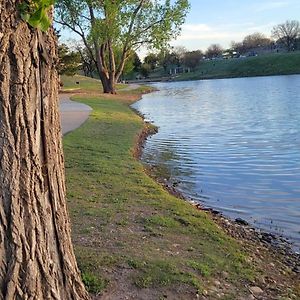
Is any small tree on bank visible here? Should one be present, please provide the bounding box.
[0,2,89,299]
[272,20,300,51]
[55,0,190,94]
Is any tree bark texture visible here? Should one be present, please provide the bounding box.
[0,2,90,299]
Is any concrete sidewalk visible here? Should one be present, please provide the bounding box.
[59,94,92,135]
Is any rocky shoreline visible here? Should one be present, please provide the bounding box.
[133,107,300,284]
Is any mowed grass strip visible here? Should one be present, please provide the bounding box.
[63,92,258,298]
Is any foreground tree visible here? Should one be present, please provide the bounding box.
[55,0,190,93]
[0,1,89,298]
[272,20,300,51]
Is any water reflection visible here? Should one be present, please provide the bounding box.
[132,75,300,248]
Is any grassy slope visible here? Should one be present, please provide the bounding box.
[62,76,299,299]
[175,52,300,81]
[60,74,127,92]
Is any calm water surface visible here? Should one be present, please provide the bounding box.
[132,75,300,248]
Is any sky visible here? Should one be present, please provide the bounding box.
[57,0,300,55]
[171,0,300,51]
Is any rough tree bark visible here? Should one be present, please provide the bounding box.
[0,2,90,299]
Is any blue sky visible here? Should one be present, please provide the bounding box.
[172,0,300,50]
[58,0,300,54]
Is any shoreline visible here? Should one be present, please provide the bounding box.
[127,71,300,86]
[132,92,300,275]
[62,76,300,298]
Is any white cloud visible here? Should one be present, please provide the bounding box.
[171,21,276,51]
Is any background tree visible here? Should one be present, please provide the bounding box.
[182,50,203,70]
[242,32,271,50]
[173,46,187,65]
[140,63,152,78]
[76,44,97,78]
[55,0,190,94]
[272,20,300,51]
[206,44,223,59]
[231,41,246,54]
[0,1,89,299]
[132,51,142,72]
[159,50,180,72]
[58,43,81,75]
[144,53,159,70]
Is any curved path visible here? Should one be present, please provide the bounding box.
[59,94,92,135]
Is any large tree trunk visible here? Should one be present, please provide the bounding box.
[0,2,90,299]
[99,70,116,94]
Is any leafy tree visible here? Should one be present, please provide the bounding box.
[132,51,142,72]
[272,20,300,51]
[140,63,151,78]
[58,43,81,75]
[55,0,190,93]
[76,44,98,78]
[144,53,159,70]
[206,44,223,59]
[158,50,179,72]
[0,1,89,299]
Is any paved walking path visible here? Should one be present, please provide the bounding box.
[59,83,140,134]
[59,94,92,135]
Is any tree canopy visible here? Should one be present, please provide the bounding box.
[272,20,300,51]
[55,0,190,93]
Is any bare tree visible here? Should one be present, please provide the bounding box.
[182,50,203,70]
[272,20,300,51]
[206,44,224,59]
[0,2,89,298]
[205,44,224,58]
[243,32,271,50]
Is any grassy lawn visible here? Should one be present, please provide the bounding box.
[60,74,127,92]
[175,52,300,81]
[62,76,300,299]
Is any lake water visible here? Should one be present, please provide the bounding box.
[132,75,300,248]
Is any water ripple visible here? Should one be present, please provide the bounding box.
[132,75,300,248]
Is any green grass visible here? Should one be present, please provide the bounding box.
[63,92,260,298]
[60,74,127,92]
[176,52,300,81]
[59,73,300,298]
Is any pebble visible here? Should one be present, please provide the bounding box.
[235,218,249,226]
[214,280,221,286]
[249,286,264,295]
[292,266,300,273]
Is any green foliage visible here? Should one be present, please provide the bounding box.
[19,0,55,32]
[140,63,151,78]
[55,0,190,91]
[58,44,81,75]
